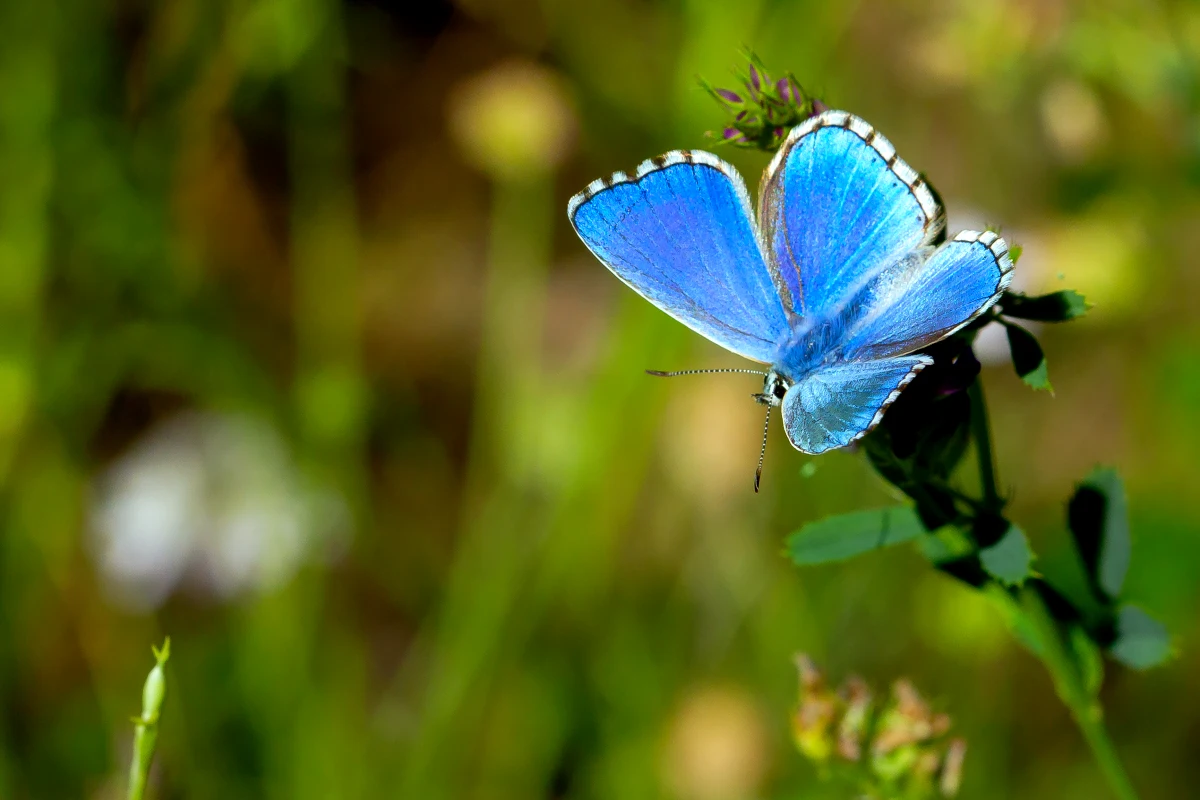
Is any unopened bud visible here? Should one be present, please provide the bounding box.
[748,64,764,93]
[141,638,170,723]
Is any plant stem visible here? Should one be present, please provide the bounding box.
[972,381,1138,799]
[968,380,1001,511]
[128,639,169,800]
[1021,591,1140,800]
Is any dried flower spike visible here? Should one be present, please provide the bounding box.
[792,654,966,798]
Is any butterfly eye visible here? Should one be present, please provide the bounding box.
[772,382,787,400]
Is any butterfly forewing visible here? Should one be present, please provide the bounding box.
[569,152,790,364]
[757,112,945,319]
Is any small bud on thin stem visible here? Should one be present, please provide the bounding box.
[128,637,170,800]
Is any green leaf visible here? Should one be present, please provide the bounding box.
[786,507,924,566]
[1008,244,1023,264]
[979,524,1034,586]
[918,526,974,564]
[1005,323,1052,391]
[1067,468,1131,602]
[1001,290,1089,322]
[1108,605,1172,670]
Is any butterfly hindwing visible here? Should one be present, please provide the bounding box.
[843,231,1014,360]
[569,152,790,363]
[758,111,944,318]
[781,356,933,454]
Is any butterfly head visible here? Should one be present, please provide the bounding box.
[753,370,792,408]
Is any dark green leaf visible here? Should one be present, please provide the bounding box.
[1108,606,1172,670]
[979,524,1034,586]
[786,507,923,566]
[1001,290,1089,322]
[1067,468,1131,602]
[1005,323,1052,391]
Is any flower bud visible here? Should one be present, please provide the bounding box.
[140,638,170,723]
[702,57,823,153]
[775,77,790,102]
[748,64,764,94]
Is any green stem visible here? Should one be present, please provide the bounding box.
[127,639,169,800]
[127,725,157,800]
[972,382,1138,799]
[967,380,1001,511]
[1022,591,1140,800]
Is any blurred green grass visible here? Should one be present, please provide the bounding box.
[1,0,1199,797]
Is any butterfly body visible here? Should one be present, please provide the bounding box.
[568,110,1013,461]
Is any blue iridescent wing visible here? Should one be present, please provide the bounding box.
[757,111,944,318]
[781,356,932,454]
[569,151,791,363]
[843,231,1014,359]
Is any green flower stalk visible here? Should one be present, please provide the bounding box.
[128,638,170,800]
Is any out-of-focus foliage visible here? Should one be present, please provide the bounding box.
[0,0,1198,798]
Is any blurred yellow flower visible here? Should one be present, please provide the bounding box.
[447,60,576,180]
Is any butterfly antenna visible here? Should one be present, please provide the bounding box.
[646,368,767,377]
[754,403,771,493]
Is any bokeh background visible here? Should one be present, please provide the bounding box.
[1,0,1198,797]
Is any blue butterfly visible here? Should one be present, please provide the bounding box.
[568,109,1013,489]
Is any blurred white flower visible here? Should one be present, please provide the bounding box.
[88,411,349,610]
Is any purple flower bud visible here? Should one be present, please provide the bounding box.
[722,127,745,142]
[734,110,748,121]
[812,98,830,115]
[776,77,792,102]
[715,88,743,104]
[749,64,763,92]
[783,76,806,106]
[774,126,786,139]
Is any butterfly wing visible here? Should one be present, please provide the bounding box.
[569,151,791,363]
[842,231,1014,359]
[758,110,944,318]
[781,356,933,454]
